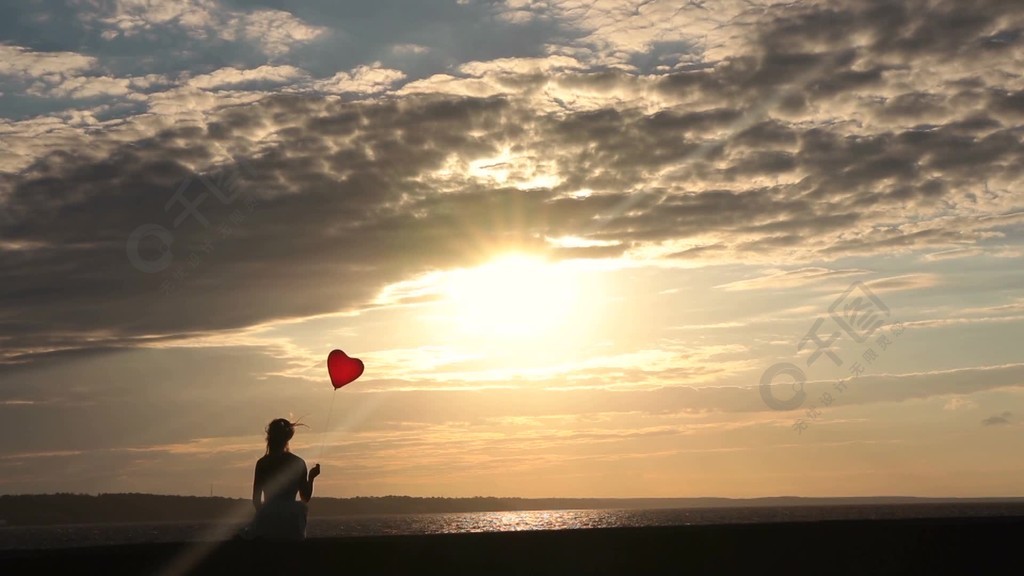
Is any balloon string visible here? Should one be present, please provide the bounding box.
[317,390,338,462]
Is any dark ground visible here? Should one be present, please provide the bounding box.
[1,515,1019,575]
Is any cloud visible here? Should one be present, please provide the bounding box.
[923,247,985,261]
[310,64,406,95]
[981,411,1013,426]
[716,267,869,291]
[943,397,976,411]
[756,363,1024,419]
[83,0,327,56]
[864,274,942,294]
[223,8,328,57]
[34,75,134,99]
[904,315,1024,329]
[0,115,1016,363]
[0,45,97,78]
[922,246,1023,261]
[391,44,430,55]
[187,65,309,91]
[500,0,725,67]
[0,0,1021,367]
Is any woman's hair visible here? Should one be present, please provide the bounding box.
[265,418,306,454]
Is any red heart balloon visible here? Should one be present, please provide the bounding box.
[327,349,364,389]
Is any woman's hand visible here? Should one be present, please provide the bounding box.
[309,463,321,481]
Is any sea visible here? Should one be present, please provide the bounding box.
[2,503,1022,551]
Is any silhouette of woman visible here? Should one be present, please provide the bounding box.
[248,418,320,540]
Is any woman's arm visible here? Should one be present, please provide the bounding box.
[300,463,320,503]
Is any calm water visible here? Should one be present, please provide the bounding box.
[2,503,1022,550]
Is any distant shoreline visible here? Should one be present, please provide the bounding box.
[2,492,1024,527]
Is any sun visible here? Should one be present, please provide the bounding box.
[441,254,579,340]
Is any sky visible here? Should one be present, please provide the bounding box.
[0,0,1022,499]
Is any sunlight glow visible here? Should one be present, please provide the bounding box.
[545,235,621,249]
[441,254,578,340]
